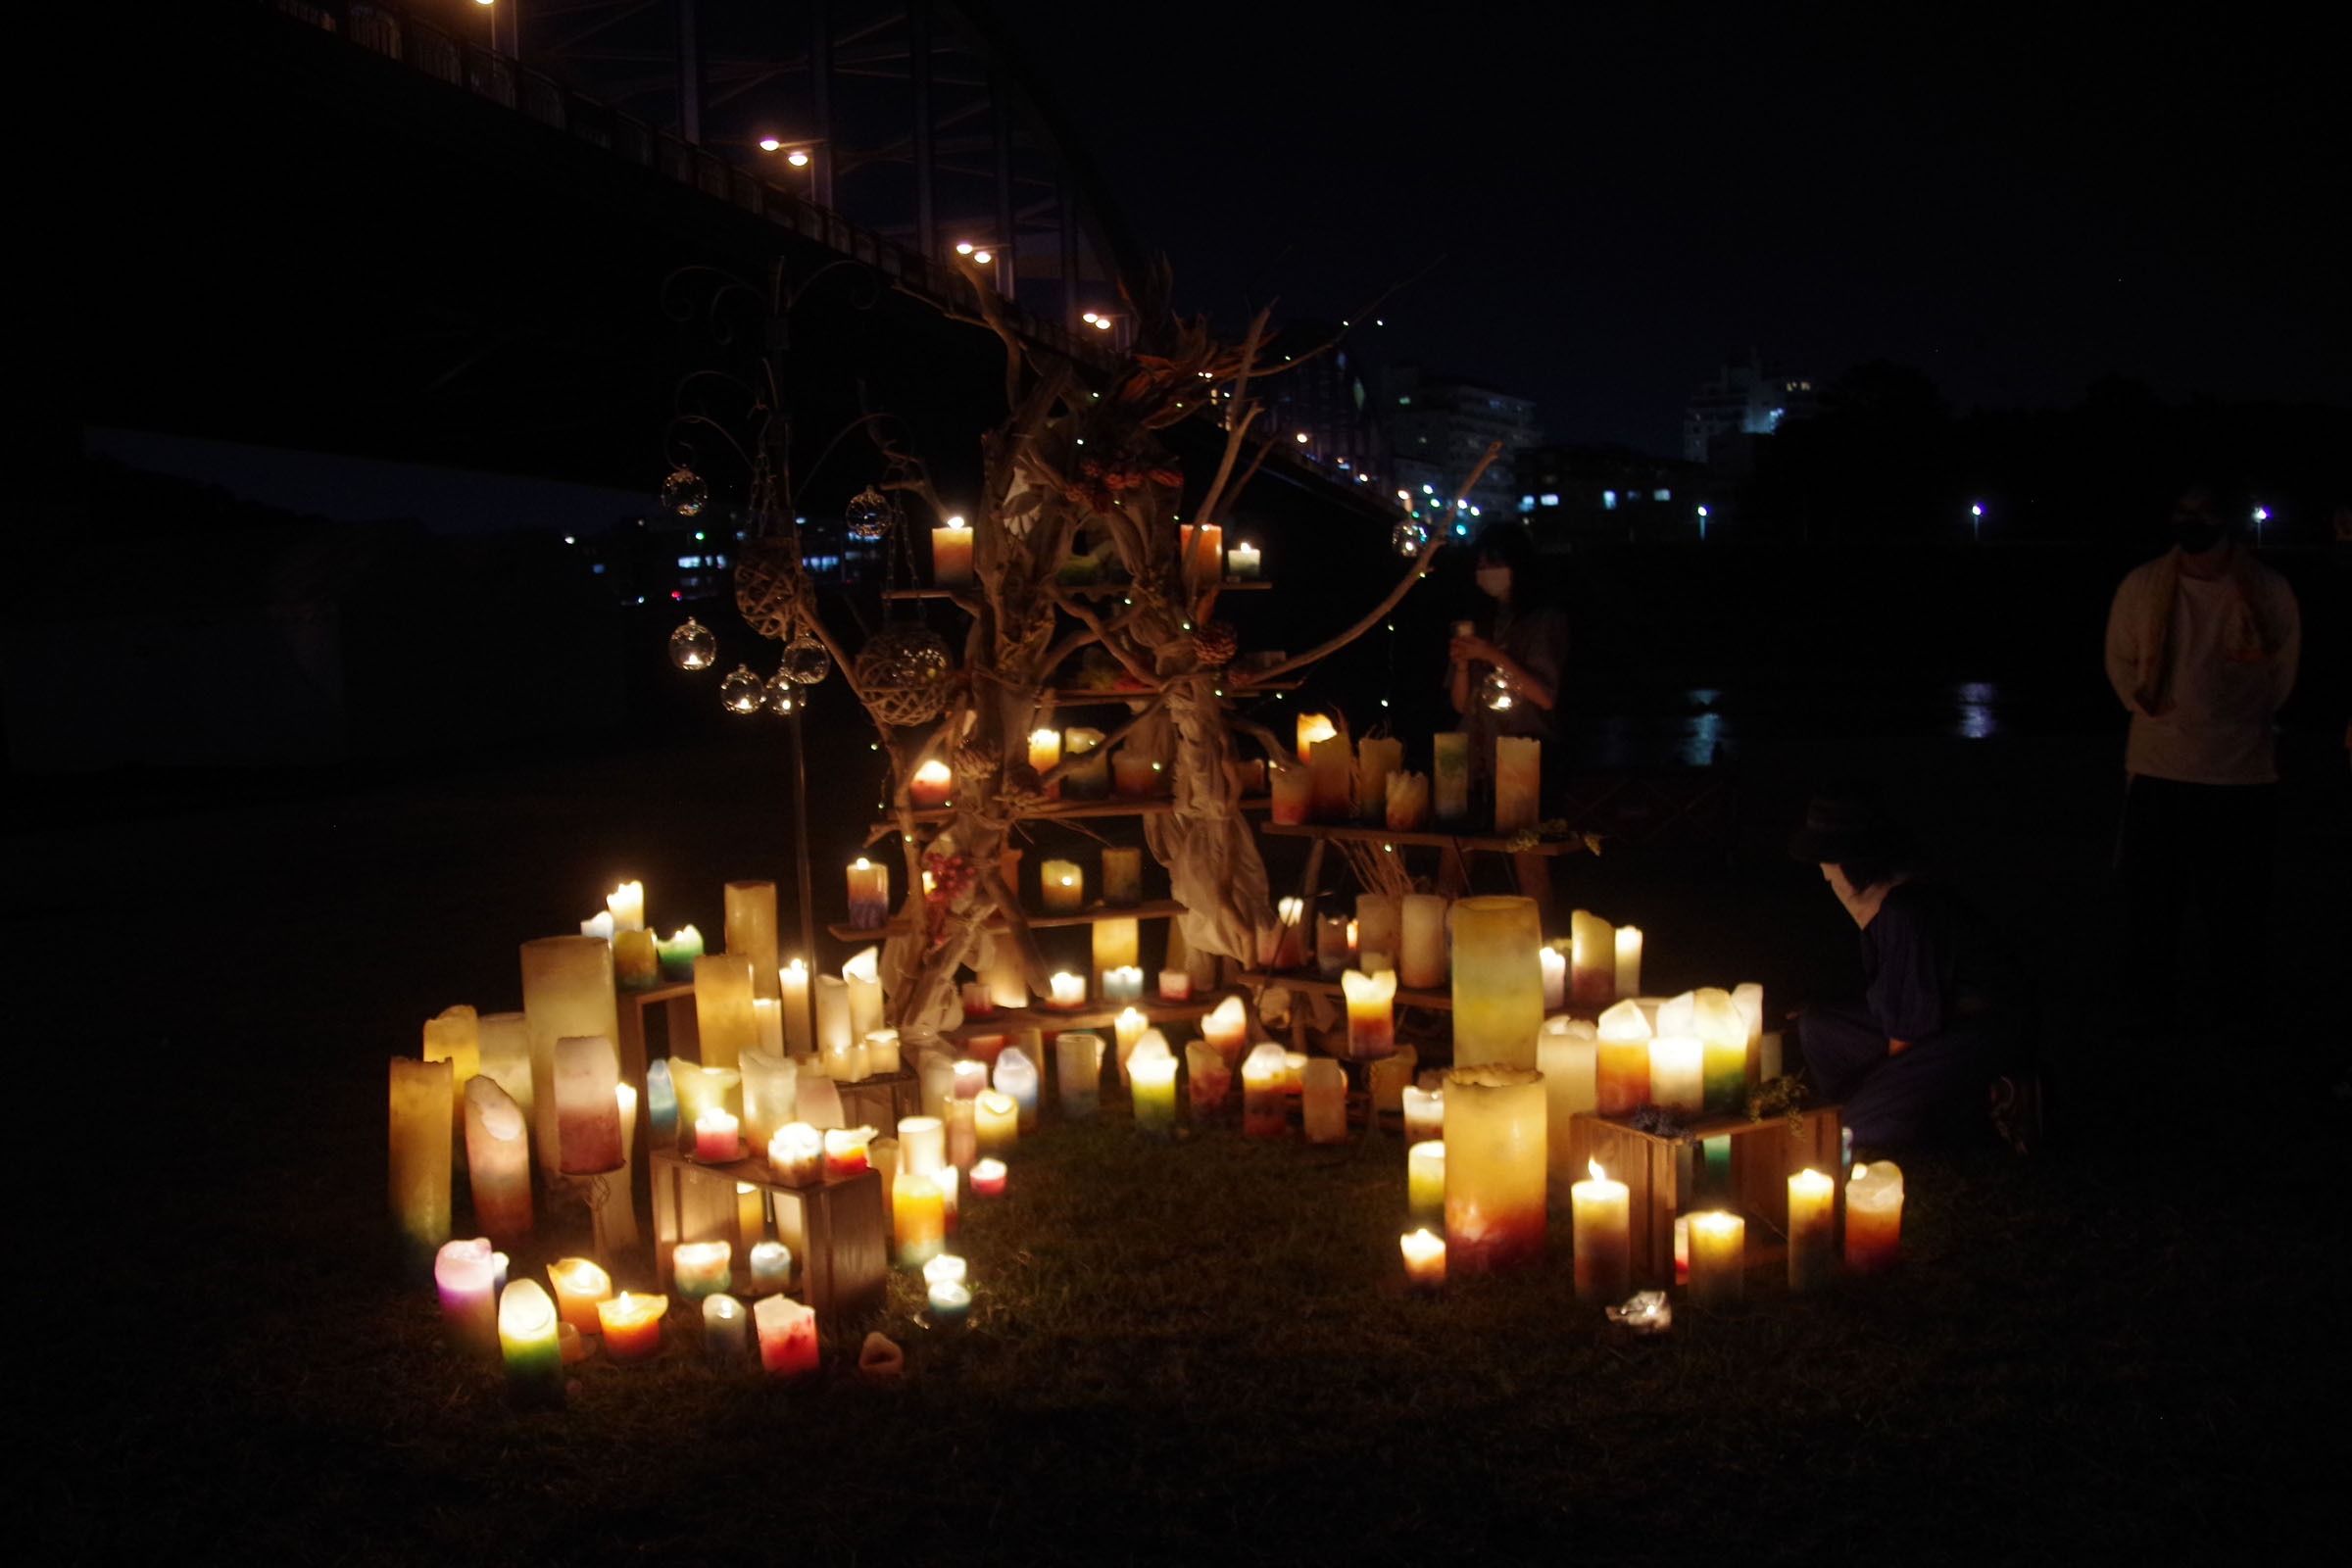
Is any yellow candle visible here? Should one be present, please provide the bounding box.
[1688,1209,1745,1306]
[1493,735,1541,832]
[780,958,813,1055]
[1568,908,1614,1005]
[388,1056,453,1260]
[1443,1066,1547,1272]
[518,935,619,1184]
[1788,1168,1837,1291]
[606,880,645,932]
[1027,726,1062,779]
[595,1291,667,1362]
[1368,1045,1419,1112]
[1354,736,1403,823]
[1448,897,1544,1069]
[547,1256,612,1337]
[612,928,660,991]
[1092,917,1140,975]
[421,1004,479,1135]
[1343,967,1396,1058]
[1295,710,1339,758]
[1594,999,1653,1116]
[1614,925,1644,999]
[1040,858,1085,914]
[893,1171,946,1266]
[1399,1227,1446,1290]
[498,1279,564,1408]
[723,880,779,1002]
[1129,1034,1179,1135]
[974,1090,1019,1153]
[1844,1161,1905,1273]
[693,953,758,1072]
[1570,1159,1631,1303]
[1180,520,1224,587]
[1399,894,1447,989]
[1407,1140,1446,1225]
[932,518,974,585]
[1201,996,1249,1067]
[909,759,953,808]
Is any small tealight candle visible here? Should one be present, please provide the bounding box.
[754,1295,819,1375]
[909,759,953,808]
[702,1293,752,1364]
[1400,1227,1446,1291]
[768,1122,822,1186]
[1788,1168,1837,1291]
[1102,964,1145,1005]
[596,1291,668,1361]
[1407,1141,1446,1225]
[1040,858,1085,914]
[1201,996,1249,1066]
[748,1239,793,1296]
[923,1254,967,1290]
[672,1240,733,1299]
[927,1278,972,1326]
[694,1106,741,1162]
[823,1126,874,1178]
[497,1279,564,1409]
[1049,971,1087,1009]
[1688,1210,1745,1307]
[546,1256,612,1338]
[969,1156,1007,1197]
[654,924,704,981]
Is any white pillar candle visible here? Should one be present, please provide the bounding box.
[581,910,614,941]
[1615,926,1644,1000]
[1399,894,1447,990]
[1315,914,1351,978]
[1040,858,1085,914]
[815,976,853,1062]
[1129,1034,1180,1135]
[843,947,884,1044]
[1300,1057,1347,1143]
[1448,897,1544,1070]
[554,1034,624,1173]
[475,1010,534,1127]
[1269,761,1311,824]
[1493,736,1542,833]
[1567,909,1614,1005]
[703,1293,753,1362]
[518,935,618,1185]
[974,1090,1019,1153]
[824,1029,869,1085]
[1112,1007,1148,1083]
[1537,1018,1599,1198]
[1055,1031,1102,1120]
[693,952,759,1073]
[1689,1210,1745,1306]
[1648,1035,1704,1113]
[1226,540,1260,579]
[1539,946,1566,1011]
[723,880,779,1002]
[1048,971,1087,1009]
[605,880,645,932]
[898,1114,946,1175]
[994,1045,1040,1128]
[779,958,813,1055]
[795,1075,844,1132]
[1157,968,1193,1003]
[931,518,974,585]
[1571,1159,1631,1303]
[1343,968,1396,1058]
[863,1028,903,1076]
[1355,895,1402,969]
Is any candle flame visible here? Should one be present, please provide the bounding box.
[1588,1158,1608,1182]
[1031,728,1059,748]
[852,857,871,870]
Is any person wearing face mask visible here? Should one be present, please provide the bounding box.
[1447,521,1570,920]
[2102,484,2301,1039]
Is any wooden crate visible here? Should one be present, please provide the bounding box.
[650,1151,889,1324]
[1566,1106,1841,1287]
[839,1068,922,1131]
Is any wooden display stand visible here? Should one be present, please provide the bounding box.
[1565,1106,1842,1287]
[838,1067,923,1131]
[650,1150,889,1324]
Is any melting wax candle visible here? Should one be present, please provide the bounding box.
[754,1295,818,1374]
[435,1237,505,1357]
[498,1280,564,1409]
[672,1240,733,1299]
[974,1090,1019,1153]
[546,1256,612,1338]
[695,1106,741,1162]
[969,1157,1007,1197]
[1594,1000,1653,1116]
[596,1291,668,1361]
[823,1126,874,1178]
[1343,968,1396,1059]
[767,1122,822,1186]
[909,759,953,808]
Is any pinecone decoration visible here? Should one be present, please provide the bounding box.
[955,740,1002,779]
[1193,620,1239,666]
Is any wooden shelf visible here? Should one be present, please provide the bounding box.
[868,796,1270,836]
[1238,969,1454,1010]
[884,581,1274,601]
[945,998,1216,1040]
[828,898,1189,943]
[1258,821,1586,856]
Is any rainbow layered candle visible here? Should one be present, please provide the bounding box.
[695,1106,741,1162]
[1442,1067,1546,1272]
[672,1241,733,1299]
[893,1172,946,1267]
[754,1295,818,1375]
[498,1279,564,1409]
[1431,732,1470,823]
[1242,1043,1291,1138]
[824,1126,874,1178]
[463,1076,533,1247]
[434,1237,505,1357]
[1593,1001,1653,1116]
[1691,986,1748,1114]
[1401,1083,1445,1144]
[1844,1161,1904,1273]
[845,858,890,930]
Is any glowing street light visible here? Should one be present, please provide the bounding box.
[1696,504,1709,542]
[1970,501,1984,545]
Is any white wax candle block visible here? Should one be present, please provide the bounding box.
[1401,1084,1446,1144]
[1788,1168,1837,1290]
[580,909,615,940]
[1655,991,1696,1037]
[1049,972,1087,1008]
[608,881,648,937]
[1536,1018,1600,1189]
[1571,1160,1631,1303]
[843,947,884,1043]
[1227,542,1260,579]
[909,760,953,808]
[1399,893,1448,989]
[435,1237,507,1356]
[1614,926,1644,1000]
[815,975,853,1054]
[1596,999,1653,1041]
[518,935,620,1186]
[1540,946,1566,1010]
[1102,965,1145,1004]
[1355,737,1404,822]
[1649,1036,1703,1112]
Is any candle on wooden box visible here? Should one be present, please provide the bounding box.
[823,1126,874,1178]
[1294,710,1338,758]
[702,1294,751,1363]
[1844,1161,1904,1273]
[1158,967,1193,1003]
[1536,1018,1599,1198]
[1269,760,1312,824]
[611,928,660,991]
[1130,1034,1180,1136]
[893,1172,946,1267]
[1493,736,1542,833]
[909,759,953,808]
[463,1076,533,1247]
[389,1056,454,1259]
[1443,1066,1547,1272]
[974,1090,1019,1153]
[1343,968,1396,1059]
[723,880,779,1002]
[693,953,758,1072]
[1111,746,1161,798]
[519,935,618,1184]
[1054,1032,1102,1120]
[671,1064,741,1138]
[1316,915,1350,978]
[1355,737,1404,823]
[1594,1001,1653,1116]
[1308,735,1354,820]
[1432,732,1471,823]
[862,1028,903,1077]
[1227,539,1261,579]
[435,1238,505,1356]
[1185,1041,1232,1119]
[843,946,884,1044]
[1400,1228,1446,1290]
[498,1280,564,1409]
[1201,997,1249,1067]
[749,1240,792,1296]
[1566,909,1613,1005]
[1398,894,1447,989]
[1102,965,1145,1005]
[754,1294,818,1375]
[1401,1083,1446,1144]
[1615,926,1644,1000]
[1689,1210,1745,1307]
[1691,987,1748,1113]
[1788,1168,1837,1291]
[1570,1159,1632,1303]
[845,858,890,930]
[1448,897,1544,1070]
[653,925,705,981]
[1242,1043,1291,1138]
[931,517,974,585]
[1540,946,1567,1011]
[1649,1036,1703,1113]
[1099,846,1144,907]
[606,880,645,933]
[547,1256,612,1338]
[814,975,854,1067]
[1039,858,1085,915]
[1048,971,1087,1009]
[768,1122,822,1186]
[969,1157,1008,1197]
[555,1035,624,1172]
[995,1046,1041,1129]
[1407,1141,1446,1225]
[1026,725,1062,786]
[1092,917,1141,976]
[694,1106,741,1162]
[1386,770,1430,831]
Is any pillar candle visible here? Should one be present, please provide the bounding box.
[931,519,974,585]
[435,1237,506,1356]
[1100,847,1143,907]
[1026,726,1062,785]
[749,1240,793,1296]
[1355,895,1402,969]
[1368,1045,1419,1111]
[1689,1209,1745,1307]
[815,975,853,1065]
[1569,1159,1632,1303]
[824,1126,874,1178]
[1594,1001,1653,1116]
[601,928,653,992]
[1298,1057,1345,1142]
[421,1004,479,1140]
[909,759,953,808]
[1048,971,1086,1009]
[898,1114,946,1177]
[462,1076,533,1247]
[1567,909,1614,1005]
[724,880,780,1003]
[673,1240,733,1299]
[1055,1031,1102,1120]
[795,1077,843,1139]
[1401,1083,1446,1144]
[1448,897,1544,1070]
[519,935,618,1184]
[1386,770,1430,831]
[1110,1007,1148,1083]
[1400,1228,1446,1290]
[1537,1018,1600,1197]
[1407,1141,1446,1225]
[1158,968,1192,1003]
[1844,1161,1905,1273]
[389,1056,454,1258]
[952,1058,989,1101]
[1201,996,1249,1068]
[974,1090,1019,1153]
[754,1294,818,1375]
[1398,894,1448,989]
[702,1293,751,1363]
[893,1172,946,1267]
[1270,899,1306,971]
[1111,747,1160,798]
[736,1181,768,1253]
[1443,1067,1547,1272]
[670,1062,739,1140]
[1061,727,1108,800]
[1540,946,1566,1011]
[1283,1052,1309,1092]
[1691,987,1748,1113]
[1343,968,1396,1059]
[1294,710,1338,758]
[1129,1035,1179,1136]
[1355,737,1404,823]
[1092,917,1140,975]
[843,947,884,1044]
[545,1256,612,1338]
[1493,736,1542,833]
[1242,1043,1291,1138]
[845,858,889,930]
[1227,539,1261,579]
[1316,915,1351,978]
[738,1049,799,1152]
[654,924,705,981]
[694,1106,741,1162]
[645,1059,678,1146]
[606,880,645,932]
[1432,732,1470,823]
[554,1035,624,1173]
[1308,735,1353,821]
[1040,859,1085,914]
[498,1279,564,1409]
[693,953,758,1072]
[926,1278,972,1326]
[994,1046,1040,1129]
[1102,965,1145,1005]
[1649,1036,1703,1113]
[768,1122,822,1186]
[1181,520,1224,587]
[945,1100,977,1169]
[474,1010,533,1130]
[1615,926,1645,1001]
[1788,1168,1837,1291]
[769,958,809,1057]
[1185,1041,1232,1118]
[1269,761,1311,825]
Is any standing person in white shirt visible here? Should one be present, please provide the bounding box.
[2104,486,2301,1038]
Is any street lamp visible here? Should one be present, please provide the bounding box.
[1696,503,1709,542]
[1970,501,1984,545]
[2252,505,2270,547]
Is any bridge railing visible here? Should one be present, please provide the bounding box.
[271,0,1106,368]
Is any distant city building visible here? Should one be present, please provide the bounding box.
[1515,445,1723,544]
[1683,352,1817,465]
[1380,366,1542,532]
[1259,323,1383,488]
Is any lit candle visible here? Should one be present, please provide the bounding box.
[1343,967,1396,1059]
[1185,1041,1232,1119]
[1130,1034,1179,1136]
[1100,846,1143,907]
[612,928,660,992]
[767,1122,822,1186]
[1111,746,1161,798]
[1537,1018,1600,1198]
[1568,909,1614,1005]
[672,1239,733,1299]
[974,1090,1019,1153]
[779,958,813,1056]
[927,1278,972,1326]
[1539,946,1567,1011]
[1201,996,1249,1068]
[695,1106,741,1162]
[1788,1168,1837,1291]
[497,1279,564,1409]
[654,924,704,981]
[1055,1031,1102,1120]
[1594,1001,1653,1116]
[1385,770,1430,831]
[823,1126,874,1178]
[388,1056,454,1260]
[1110,1007,1149,1082]
[923,1253,966,1292]
[1569,1158,1632,1303]
[596,1291,668,1362]
[749,1240,793,1296]
[1227,540,1261,579]
[1448,897,1544,1070]
[1444,1067,1548,1273]
[702,1293,751,1363]
[1688,1210,1745,1307]
[1493,736,1542,833]
[1407,1141,1446,1225]
[1648,1036,1703,1113]
[1400,1228,1446,1291]
[693,953,758,1072]
[1304,734,1351,821]
[1242,1043,1291,1138]
[843,946,884,1043]
[893,1171,946,1267]
[1158,967,1192,1003]
[845,858,890,930]
[1295,710,1339,758]
[1026,726,1062,784]
[909,759,953,808]
[1102,965,1145,1005]
[969,1157,1008,1197]
[1048,971,1086,1009]
[1401,1083,1446,1144]
[1431,732,1470,823]
[555,1034,624,1173]
[546,1256,612,1338]
[1092,917,1141,976]
[462,1076,533,1247]
[1844,1161,1905,1273]
[434,1237,505,1357]
[754,1294,819,1375]
[607,880,645,933]
[1271,899,1306,971]
[931,517,974,585]
[1269,761,1311,824]
[1615,926,1644,1001]
[1061,727,1109,799]
[952,1058,989,1101]
[1040,858,1085,914]
[1181,520,1224,587]
[1692,987,1748,1113]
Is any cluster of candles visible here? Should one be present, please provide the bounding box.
[1265,715,1543,836]
[932,519,1257,591]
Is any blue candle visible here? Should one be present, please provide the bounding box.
[646,1059,678,1145]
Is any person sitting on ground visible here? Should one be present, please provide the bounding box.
[1788,786,2035,1151]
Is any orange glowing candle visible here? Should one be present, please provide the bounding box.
[546,1257,612,1338]
[595,1291,668,1361]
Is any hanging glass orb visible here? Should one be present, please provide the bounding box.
[719,664,765,714]
[662,467,709,517]
[763,670,800,715]
[667,616,717,670]
[844,486,893,541]
[778,629,832,686]
[1481,667,1517,712]
[1392,515,1429,557]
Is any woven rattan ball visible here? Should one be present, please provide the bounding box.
[854,626,954,726]
[733,541,808,641]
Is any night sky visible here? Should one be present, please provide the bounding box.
[1000,2,2344,451]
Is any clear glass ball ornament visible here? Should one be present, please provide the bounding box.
[844,486,892,541]
[719,664,765,714]
[667,617,717,670]
[762,670,800,715]
[662,467,709,517]
[1392,515,1429,557]
[778,630,831,686]
[1480,667,1516,711]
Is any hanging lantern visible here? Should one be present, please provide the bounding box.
[1392,515,1429,557]
[845,486,893,541]
[853,626,954,727]
[719,664,765,714]
[668,617,717,670]
[763,670,800,715]
[778,630,832,686]
[662,467,709,517]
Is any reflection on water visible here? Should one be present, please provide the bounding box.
[1564,679,2095,770]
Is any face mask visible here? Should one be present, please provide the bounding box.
[2174,518,2223,554]
[1476,566,1511,599]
